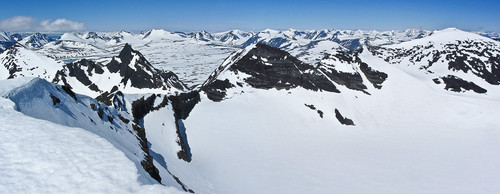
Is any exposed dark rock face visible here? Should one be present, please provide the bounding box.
[95,87,121,107]
[168,91,200,162]
[172,175,195,193]
[49,93,60,105]
[111,91,127,111]
[60,85,77,101]
[228,43,339,92]
[95,91,115,106]
[54,59,104,92]
[304,104,324,118]
[107,44,186,90]
[317,110,324,118]
[335,109,355,126]
[318,50,387,93]
[117,114,130,124]
[202,44,388,102]
[201,79,234,102]
[131,94,170,121]
[446,50,500,85]
[97,107,107,121]
[304,104,316,110]
[358,61,388,89]
[129,94,169,183]
[53,44,187,98]
[434,75,487,94]
[168,91,200,120]
[320,66,367,92]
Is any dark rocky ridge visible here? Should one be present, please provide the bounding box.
[168,91,200,162]
[318,50,387,94]
[229,43,339,92]
[433,75,487,94]
[202,43,390,101]
[201,79,234,102]
[335,109,355,126]
[53,44,187,96]
[107,44,186,89]
[54,59,104,92]
[130,94,166,183]
[100,90,197,189]
[202,43,340,101]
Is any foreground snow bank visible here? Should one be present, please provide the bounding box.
[0,98,181,194]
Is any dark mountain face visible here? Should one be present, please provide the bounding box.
[202,43,391,101]
[53,59,104,92]
[318,50,387,94]
[0,41,16,53]
[433,75,487,93]
[22,33,54,48]
[9,33,23,41]
[53,44,187,96]
[108,44,187,89]
[228,43,339,92]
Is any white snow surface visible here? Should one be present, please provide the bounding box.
[1,28,500,193]
[178,65,500,194]
[0,80,182,193]
[0,45,63,80]
[161,41,500,193]
[386,28,495,49]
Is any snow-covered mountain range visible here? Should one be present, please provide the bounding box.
[2,28,497,88]
[1,27,500,193]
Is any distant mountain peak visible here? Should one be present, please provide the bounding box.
[53,43,187,98]
[19,32,53,48]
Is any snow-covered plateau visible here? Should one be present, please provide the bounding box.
[0,27,499,193]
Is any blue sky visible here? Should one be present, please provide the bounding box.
[0,0,498,32]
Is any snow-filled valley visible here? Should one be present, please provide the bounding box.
[0,27,499,193]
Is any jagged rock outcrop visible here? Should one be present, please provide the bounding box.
[202,43,341,101]
[433,75,487,93]
[335,109,355,126]
[53,44,187,98]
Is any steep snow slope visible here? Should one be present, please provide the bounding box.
[0,78,182,193]
[3,78,165,184]
[0,44,63,80]
[1,78,199,191]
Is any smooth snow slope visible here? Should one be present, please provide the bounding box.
[0,82,181,193]
[181,81,500,194]
[167,43,500,193]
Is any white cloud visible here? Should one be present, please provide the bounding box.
[0,16,85,32]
